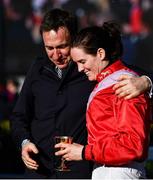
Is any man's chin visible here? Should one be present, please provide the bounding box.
[57,63,69,69]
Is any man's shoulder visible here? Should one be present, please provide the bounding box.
[30,56,46,69]
[35,56,45,65]
[26,57,45,76]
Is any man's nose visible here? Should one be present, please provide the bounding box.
[52,49,61,60]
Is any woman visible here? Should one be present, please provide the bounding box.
[55,22,151,179]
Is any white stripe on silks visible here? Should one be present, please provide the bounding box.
[87,69,138,110]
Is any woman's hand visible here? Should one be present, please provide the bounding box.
[55,143,84,161]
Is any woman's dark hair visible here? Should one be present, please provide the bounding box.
[40,8,78,40]
[71,21,123,61]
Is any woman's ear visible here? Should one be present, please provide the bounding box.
[97,48,105,60]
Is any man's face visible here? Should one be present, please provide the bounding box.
[43,27,71,69]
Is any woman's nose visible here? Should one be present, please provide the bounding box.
[78,64,84,72]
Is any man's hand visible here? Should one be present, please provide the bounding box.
[113,75,151,100]
[22,142,39,170]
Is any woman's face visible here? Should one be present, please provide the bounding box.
[71,47,108,81]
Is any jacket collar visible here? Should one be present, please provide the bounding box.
[40,55,81,82]
[97,60,126,82]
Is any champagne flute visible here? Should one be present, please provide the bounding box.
[54,136,73,171]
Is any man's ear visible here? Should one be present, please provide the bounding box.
[97,48,105,60]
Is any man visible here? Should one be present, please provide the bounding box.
[11,8,152,179]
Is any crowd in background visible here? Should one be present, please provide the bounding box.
[0,0,153,178]
[1,0,153,74]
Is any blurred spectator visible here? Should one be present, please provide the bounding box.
[5,78,19,117]
[62,0,98,28]
[93,0,115,25]
[4,0,43,75]
[30,0,47,43]
[0,0,6,82]
[110,0,131,24]
[0,78,19,120]
[111,0,143,41]
[141,0,153,10]
[129,0,143,36]
[4,0,32,28]
[132,7,153,72]
[4,0,32,38]
[0,82,5,120]
[0,78,24,176]
[51,0,69,8]
[119,0,142,64]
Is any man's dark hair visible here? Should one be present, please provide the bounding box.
[40,8,78,40]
